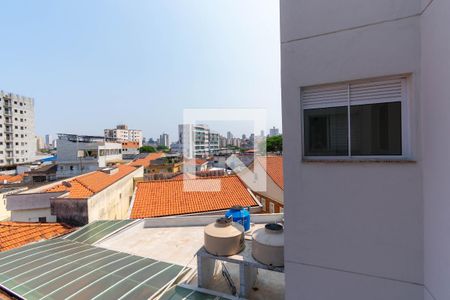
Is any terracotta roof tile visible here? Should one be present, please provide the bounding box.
[0,174,25,184]
[256,156,284,189]
[0,222,73,252]
[130,152,165,168]
[46,164,137,199]
[131,175,258,218]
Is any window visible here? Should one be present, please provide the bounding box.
[38,217,47,223]
[302,76,407,158]
[269,202,275,213]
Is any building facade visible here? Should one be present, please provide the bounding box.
[0,91,35,166]
[281,1,449,299]
[7,165,143,225]
[104,124,143,146]
[56,134,123,178]
[159,133,169,147]
[179,124,210,158]
[269,126,279,137]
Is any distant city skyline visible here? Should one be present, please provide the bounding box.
[0,1,281,140]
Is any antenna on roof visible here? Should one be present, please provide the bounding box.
[62,181,72,188]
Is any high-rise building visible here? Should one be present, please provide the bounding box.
[209,131,220,153]
[104,124,143,146]
[36,136,45,151]
[269,126,280,137]
[0,91,36,166]
[45,134,52,148]
[159,133,169,147]
[178,124,210,158]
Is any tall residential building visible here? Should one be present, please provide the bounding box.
[159,133,169,147]
[209,131,220,153]
[281,1,449,299]
[178,124,210,158]
[269,126,280,137]
[104,124,143,146]
[56,134,123,178]
[0,91,35,166]
[45,134,52,148]
[35,136,44,151]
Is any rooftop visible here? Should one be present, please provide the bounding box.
[0,222,73,252]
[130,152,166,168]
[0,174,25,184]
[255,156,284,189]
[130,175,260,218]
[97,214,285,299]
[46,164,138,199]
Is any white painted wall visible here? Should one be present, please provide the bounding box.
[421,1,450,299]
[281,1,425,299]
[87,166,143,222]
[10,208,57,222]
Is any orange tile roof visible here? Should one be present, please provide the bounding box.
[131,175,258,218]
[0,174,25,184]
[0,222,73,252]
[130,152,165,168]
[46,164,138,199]
[255,156,284,189]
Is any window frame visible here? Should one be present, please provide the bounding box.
[301,75,411,161]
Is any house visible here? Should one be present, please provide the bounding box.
[6,165,143,225]
[129,152,166,173]
[183,158,208,173]
[145,155,183,174]
[281,0,449,299]
[27,164,58,183]
[130,175,261,218]
[0,187,27,221]
[0,222,73,252]
[121,141,140,158]
[56,133,123,178]
[238,156,283,213]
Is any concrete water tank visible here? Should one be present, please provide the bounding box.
[204,217,245,256]
[252,223,284,267]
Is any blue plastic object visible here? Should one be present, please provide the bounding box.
[225,206,251,231]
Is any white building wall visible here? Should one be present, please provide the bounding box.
[10,208,57,223]
[0,91,35,166]
[87,166,143,222]
[421,1,450,300]
[281,1,424,299]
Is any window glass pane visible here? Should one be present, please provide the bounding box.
[350,102,402,155]
[304,107,348,156]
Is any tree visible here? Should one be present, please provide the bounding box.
[156,145,170,152]
[139,146,156,153]
[265,135,283,153]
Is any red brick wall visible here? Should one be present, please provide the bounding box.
[253,192,283,213]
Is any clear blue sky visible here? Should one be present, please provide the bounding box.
[0,0,281,141]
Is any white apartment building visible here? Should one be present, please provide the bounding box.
[281,1,449,300]
[56,134,122,178]
[209,131,220,153]
[159,133,169,147]
[104,124,143,146]
[179,124,210,158]
[0,91,35,166]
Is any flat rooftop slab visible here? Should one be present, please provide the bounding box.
[96,214,285,299]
